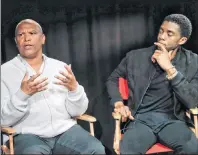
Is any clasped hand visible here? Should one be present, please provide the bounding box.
[114,101,134,122]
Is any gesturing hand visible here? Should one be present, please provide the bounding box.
[114,101,134,122]
[151,42,174,71]
[21,72,48,95]
[54,64,78,91]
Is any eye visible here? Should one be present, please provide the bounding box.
[17,33,23,37]
[167,33,173,37]
[159,29,163,34]
[30,31,37,35]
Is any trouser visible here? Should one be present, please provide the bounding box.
[11,124,105,154]
[120,120,198,154]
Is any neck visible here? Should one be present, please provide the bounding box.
[22,54,43,73]
[168,46,179,61]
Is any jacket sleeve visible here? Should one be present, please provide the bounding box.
[1,80,31,127]
[106,56,127,107]
[170,69,198,109]
[65,83,88,117]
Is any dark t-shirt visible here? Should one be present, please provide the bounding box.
[135,51,181,133]
[138,62,174,113]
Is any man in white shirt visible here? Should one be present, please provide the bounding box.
[1,19,105,154]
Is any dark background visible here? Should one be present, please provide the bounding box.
[2,0,198,154]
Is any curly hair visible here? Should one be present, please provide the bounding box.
[163,14,192,39]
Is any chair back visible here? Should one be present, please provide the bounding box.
[118,77,174,154]
[119,78,129,100]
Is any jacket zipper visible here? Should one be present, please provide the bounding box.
[133,70,156,116]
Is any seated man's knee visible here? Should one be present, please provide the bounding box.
[179,146,198,154]
[178,138,198,154]
[87,142,106,154]
[22,146,51,154]
[93,145,105,154]
[120,140,143,154]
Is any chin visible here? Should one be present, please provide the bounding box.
[167,46,178,51]
[19,50,40,59]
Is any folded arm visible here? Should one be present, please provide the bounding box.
[170,70,198,109]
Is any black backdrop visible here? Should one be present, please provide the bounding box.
[2,0,198,154]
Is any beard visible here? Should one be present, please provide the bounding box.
[156,42,179,52]
[165,45,179,52]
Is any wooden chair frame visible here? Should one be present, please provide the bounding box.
[1,114,97,155]
[113,109,198,154]
[112,78,198,154]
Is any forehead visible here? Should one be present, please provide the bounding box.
[16,22,40,32]
[160,21,181,33]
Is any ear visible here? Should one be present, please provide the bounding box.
[14,37,17,44]
[178,37,187,45]
[14,37,19,47]
[42,34,46,45]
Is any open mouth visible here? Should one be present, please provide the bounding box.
[24,45,33,49]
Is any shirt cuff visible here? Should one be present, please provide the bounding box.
[67,83,83,98]
[15,89,31,101]
[110,98,123,107]
[169,71,184,86]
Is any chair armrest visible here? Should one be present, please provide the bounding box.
[1,127,15,154]
[189,108,198,138]
[190,127,195,133]
[76,114,96,122]
[76,114,96,137]
[189,107,198,115]
[112,112,121,154]
[1,127,15,134]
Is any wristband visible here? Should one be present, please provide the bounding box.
[166,70,178,80]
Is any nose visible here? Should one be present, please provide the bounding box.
[24,34,31,42]
[158,32,165,40]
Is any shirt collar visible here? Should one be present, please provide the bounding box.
[171,46,181,66]
[17,54,48,75]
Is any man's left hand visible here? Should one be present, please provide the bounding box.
[151,42,174,71]
[54,64,78,91]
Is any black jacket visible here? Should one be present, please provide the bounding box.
[106,45,198,125]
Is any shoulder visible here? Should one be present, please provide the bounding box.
[181,47,198,62]
[126,45,155,57]
[1,57,19,72]
[1,57,25,83]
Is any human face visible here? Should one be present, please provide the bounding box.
[15,22,45,59]
[157,21,187,51]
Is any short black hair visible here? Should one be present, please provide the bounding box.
[163,14,192,39]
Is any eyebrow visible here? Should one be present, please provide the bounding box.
[17,29,39,34]
[167,30,175,35]
[160,27,175,34]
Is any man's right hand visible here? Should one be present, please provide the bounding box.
[114,101,134,122]
[21,72,48,95]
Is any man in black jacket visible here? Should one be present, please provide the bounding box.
[106,14,198,154]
